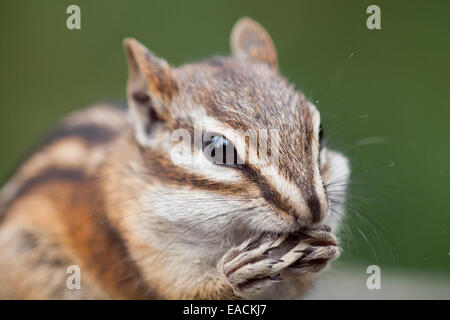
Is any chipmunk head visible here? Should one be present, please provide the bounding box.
[122,18,349,248]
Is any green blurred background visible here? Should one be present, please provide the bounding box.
[0,0,449,290]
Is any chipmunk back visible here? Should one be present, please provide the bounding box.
[0,18,350,299]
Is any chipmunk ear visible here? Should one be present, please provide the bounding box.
[123,38,178,142]
[230,17,278,70]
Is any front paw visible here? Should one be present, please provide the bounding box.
[218,235,285,298]
[276,226,341,274]
[218,227,340,298]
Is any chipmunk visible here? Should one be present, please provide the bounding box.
[0,17,350,299]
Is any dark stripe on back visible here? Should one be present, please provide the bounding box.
[0,165,153,298]
[41,123,118,147]
[0,168,85,222]
[65,178,154,298]
[13,168,85,199]
[0,123,118,189]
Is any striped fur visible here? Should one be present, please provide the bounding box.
[0,18,349,299]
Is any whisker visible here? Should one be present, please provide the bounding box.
[356,226,378,262]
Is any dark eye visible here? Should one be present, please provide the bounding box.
[203,132,241,167]
[319,124,325,151]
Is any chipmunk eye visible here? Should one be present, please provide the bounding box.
[203,133,241,167]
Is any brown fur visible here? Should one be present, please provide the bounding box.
[0,18,348,299]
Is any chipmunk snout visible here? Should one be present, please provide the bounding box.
[262,169,330,228]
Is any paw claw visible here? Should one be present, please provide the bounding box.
[219,227,340,298]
